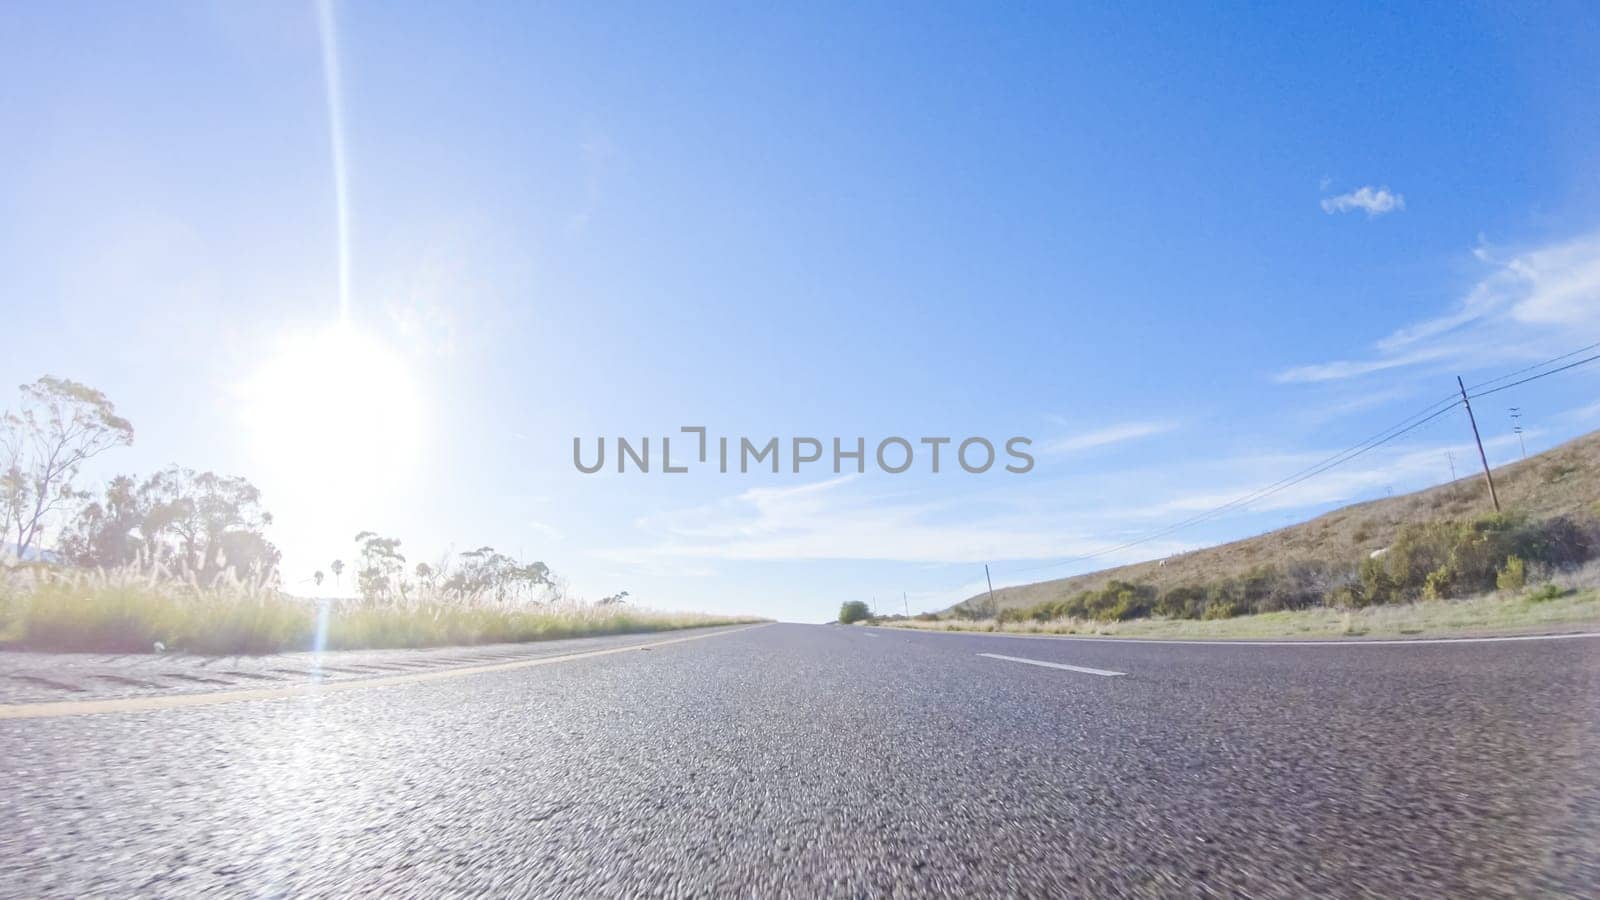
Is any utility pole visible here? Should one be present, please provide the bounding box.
[1509,407,1526,459]
[903,591,909,618]
[1446,450,1457,483]
[1458,376,1500,513]
[984,564,997,616]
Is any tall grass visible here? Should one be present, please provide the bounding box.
[0,564,759,655]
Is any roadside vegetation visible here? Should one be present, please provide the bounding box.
[1,376,757,654]
[956,430,1600,615]
[837,600,872,624]
[876,514,1600,640]
[869,430,1600,641]
[880,577,1600,640]
[948,511,1600,626]
[0,564,757,655]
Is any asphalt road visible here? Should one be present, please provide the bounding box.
[3,623,1598,898]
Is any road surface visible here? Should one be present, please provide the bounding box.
[3,623,1598,897]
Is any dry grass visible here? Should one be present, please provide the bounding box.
[888,583,1600,641]
[959,428,1600,613]
[0,565,761,655]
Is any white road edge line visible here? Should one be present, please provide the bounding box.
[978,652,1125,677]
[0,623,771,721]
[876,627,1600,648]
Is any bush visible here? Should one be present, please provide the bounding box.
[1496,556,1526,592]
[1526,583,1564,603]
[838,600,872,624]
[1357,513,1599,604]
[1155,585,1207,619]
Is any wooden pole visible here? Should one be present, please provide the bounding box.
[1458,376,1500,513]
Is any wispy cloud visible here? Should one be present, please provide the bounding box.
[1276,229,1600,383]
[1321,185,1405,217]
[1129,432,1523,520]
[595,475,1195,566]
[1037,420,1176,454]
[1275,346,1454,384]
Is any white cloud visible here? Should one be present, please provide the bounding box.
[1275,346,1454,384]
[1321,185,1406,217]
[596,475,1196,566]
[1037,420,1176,454]
[1275,229,1600,383]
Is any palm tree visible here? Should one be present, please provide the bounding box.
[313,570,325,589]
[330,559,344,590]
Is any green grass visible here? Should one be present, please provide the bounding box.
[0,567,761,655]
[879,585,1600,641]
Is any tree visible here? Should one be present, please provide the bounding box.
[439,545,552,605]
[354,531,407,602]
[838,600,872,624]
[314,570,325,588]
[1,377,133,560]
[58,467,281,583]
[330,559,345,589]
[598,590,630,606]
[55,474,145,568]
[141,468,277,581]
[415,561,437,594]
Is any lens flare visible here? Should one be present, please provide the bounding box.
[317,0,352,323]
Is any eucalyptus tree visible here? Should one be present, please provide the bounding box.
[1,377,133,560]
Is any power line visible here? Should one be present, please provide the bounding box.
[1465,341,1600,393]
[1007,392,1462,575]
[1467,353,1600,401]
[1001,343,1600,580]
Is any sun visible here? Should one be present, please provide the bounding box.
[238,324,423,515]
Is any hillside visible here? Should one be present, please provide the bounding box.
[955,428,1600,613]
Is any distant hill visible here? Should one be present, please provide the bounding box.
[955,428,1600,613]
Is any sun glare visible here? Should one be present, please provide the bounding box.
[239,325,423,515]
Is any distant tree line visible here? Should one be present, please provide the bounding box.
[3,376,591,606]
[1,376,279,582]
[333,532,564,607]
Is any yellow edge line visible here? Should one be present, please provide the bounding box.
[0,623,770,721]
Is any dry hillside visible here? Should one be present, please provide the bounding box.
[956,428,1600,613]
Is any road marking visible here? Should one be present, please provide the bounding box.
[876,627,1600,648]
[0,624,770,721]
[978,652,1125,677]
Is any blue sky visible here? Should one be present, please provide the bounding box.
[3,2,1599,621]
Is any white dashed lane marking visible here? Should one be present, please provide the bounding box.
[978,652,1125,677]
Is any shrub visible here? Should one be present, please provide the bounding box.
[1359,556,1398,605]
[1353,513,1595,603]
[838,600,872,624]
[1156,585,1207,619]
[1526,583,1564,603]
[1328,584,1365,609]
[1422,566,1453,601]
[1496,555,1526,592]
